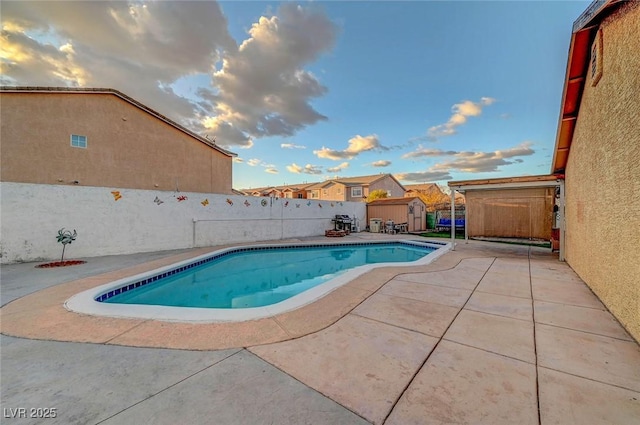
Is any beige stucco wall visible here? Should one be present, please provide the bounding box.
[323,182,347,201]
[0,92,233,194]
[370,178,405,199]
[564,1,640,341]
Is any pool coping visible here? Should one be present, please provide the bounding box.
[0,238,484,351]
[64,239,450,323]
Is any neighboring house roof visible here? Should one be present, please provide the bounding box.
[306,181,334,190]
[305,174,406,190]
[0,86,236,158]
[337,173,406,190]
[551,0,623,174]
[245,174,405,194]
[367,196,423,206]
[404,183,440,191]
[242,182,316,195]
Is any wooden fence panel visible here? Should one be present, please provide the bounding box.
[466,188,554,239]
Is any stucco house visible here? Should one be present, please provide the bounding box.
[306,174,406,202]
[404,183,443,199]
[243,183,314,199]
[550,0,639,342]
[0,87,236,194]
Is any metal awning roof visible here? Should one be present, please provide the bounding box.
[448,174,563,192]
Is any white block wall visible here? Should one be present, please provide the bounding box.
[0,183,366,264]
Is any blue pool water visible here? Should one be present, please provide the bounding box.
[102,242,435,309]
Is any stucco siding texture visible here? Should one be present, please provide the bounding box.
[370,179,405,199]
[565,1,640,341]
[324,183,347,201]
[0,92,233,194]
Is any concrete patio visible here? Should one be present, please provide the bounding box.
[1,235,639,424]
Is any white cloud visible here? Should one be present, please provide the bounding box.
[314,134,387,160]
[1,1,234,127]
[265,167,279,174]
[402,146,457,159]
[434,142,535,172]
[427,97,496,140]
[281,143,306,149]
[247,158,262,167]
[480,97,496,106]
[397,141,535,182]
[232,157,244,163]
[371,160,391,167]
[1,2,337,149]
[201,3,338,147]
[286,163,323,174]
[326,162,349,173]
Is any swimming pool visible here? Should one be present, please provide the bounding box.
[66,239,450,322]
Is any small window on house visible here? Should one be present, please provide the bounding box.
[351,187,362,197]
[337,188,342,194]
[322,189,327,196]
[70,134,87,148]
[297,194,304,199]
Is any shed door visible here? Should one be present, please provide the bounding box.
[409,202,422,232]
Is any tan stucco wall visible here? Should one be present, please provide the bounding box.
[371,178,405,199]
[565,1,640,341]
[323,182,347,201]
[0,92,233,194]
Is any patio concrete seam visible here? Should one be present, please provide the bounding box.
[348,311,443,339]
[537,365,640,394]
[441,338,537,366]
[528,245,542,425]
[464,306,533,323]
[270,316,293,338]
[391,255,495,278]
[381,257,497,424]
[93,348,243,425]
[245,349,374,425]
[246,277,395,350]
[531,298,607,311]
[363,289,467,312]
[534,322,635,342]
[392,277,482,292]
[103,319,152,345]
[474,289,531,300]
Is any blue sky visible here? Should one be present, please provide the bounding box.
[1,1,591,189]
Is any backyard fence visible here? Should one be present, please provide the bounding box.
[0,182,366,263]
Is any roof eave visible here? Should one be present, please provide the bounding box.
[551,0,622,174]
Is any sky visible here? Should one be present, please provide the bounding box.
[0,0,591,190]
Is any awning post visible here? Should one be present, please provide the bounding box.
[451,188,456,250]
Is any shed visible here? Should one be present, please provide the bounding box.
[448,175,565,259]
[366,197,426,232]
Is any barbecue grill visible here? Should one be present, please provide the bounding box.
[332,214,352,232]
